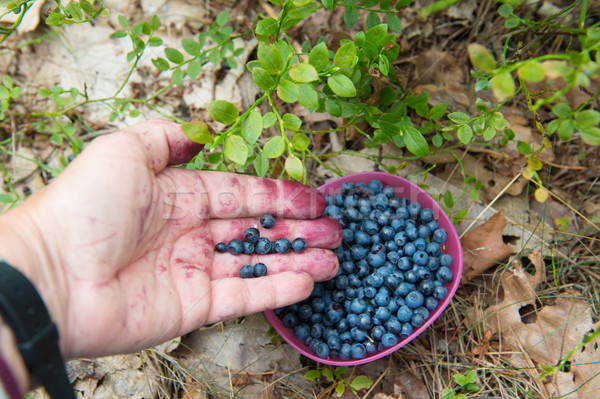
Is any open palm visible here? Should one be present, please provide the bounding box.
[3,120,341,358]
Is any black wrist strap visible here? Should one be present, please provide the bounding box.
[0,260,74,399]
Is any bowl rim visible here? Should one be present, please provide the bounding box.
[264,171,463,366]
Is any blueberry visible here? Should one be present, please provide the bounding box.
[406,291,425,309]
[434,285,449,300]
[215,242,228,253]
[343,228,354,244]
[344,195,358,208]
[260,214,276,229]
[282,312,298,328]
[385,317,402,334]
[347,313,360,327]
[354,182,368,195]
[334,193,344,207]
[357,313,372,330]
[367,251,386,267]
[356,260,370,277]
[425,296,439,311]
[427,256,440,271]
[228,239,244,255]
[437,266,454,283]
[355,230,371,246]
[350,327,368,342]
[418,279,435,296]
[327,335,342,352]
[351,343,367,360]
[311,297,325,313]
[427,220,439,232]
[314,341,330,359]
[433,228,448,244]
[381,333,398,348]
[387,251,400,264]
[408,202,422,219]
[244,227,260,243]
[362,219,379,235]
[291,237,307,253]
[394,231,408,246]
[403,242,416,257]
[350,298,367,314]
[340,343,352,360]
[375,307,391,322]
[325,205,342,217]
[293,324,310,340]
[417,225,431,238]
[382,186,395,198]
[324,194,334,206]
[255,237,272,254]
[325,302,344,323]
[239,264,254,278]
[397,305,413,322]
[413,251,429,266]
[365,341,378,354]
[398,256,412,271]
[341,181,355,195]
[253,262,267,277]
[411,313,425,328]
[400,322,413,339]
[395,282,413,298]
[440,254,453,267]
[336,319,349,333]
[364,286,377,299]
[385,240,399,252]
[341,261,355,274]
[366,273,384,288]
[374,292,390,307]
[310,323,324,338]
[396,207,409,219]
[373,193,389,210]
[420,208,434,223]
[415,307,429,320]
[243,242,255,255]
[367,180,383,194]
[426,242,442,257]
[380,226,396,241]
[344,207,361,222]
[405,227,419,241]
[348,274,362,288]
[413,238,427,251]
[350,245,368,260]
[274,238,291,253]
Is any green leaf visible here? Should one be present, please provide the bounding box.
[257,43,283,74]
[557,119,574,140]
[498,3,513,18]
[252,67,276,91]
[334,42,356,69]
[448,112,471,124]
[444,190,454,209]
[148,36,163,46]
[343,7,358,28]
[171,68,184,85]
[576,109,600,129]
[65,2,83,20]
[327,73,356,97]
[289,63,319,83]
[387,13,402,33]
[224,135,247,165]
[165,47,184,64]
[483,126,496,141]
[254,152,269,177]
[285,156,304,181]
[242,111,263,143]
[378,55,390,76]
[457,125,473,144]
[467,43,496,74]
[580,126,600,145]
[0,193,15,203]
[263,136,286,158]
[552,103,572,119]
[322,0,336,11]
[350,375,373,391]
[182,121,214,144]
[505,16,520,28]
[309,42,329,71]
[187,59,203,79]
[292,133,310,151]
[365,24,389,49]
[207,99,239,125]
[150,14,160,30]
[429,103,447,120]
[325,99,342,117]
[304,369,321,381]
[277,79,299,103]
[298,83,319,109]
[404,127,429,157]
[79,0,95,15]
[182,38,201,56]
[491,71,516,101]
[335,381,345,396]
[366,12,381,30]
[255,18,279,37]
[263,112,277,128]
[516,140,532,155]
[110,31,127,39]
[152,57,170,71]
[215,9,229,26]
[517,60,545,83]
[283,113,302,131]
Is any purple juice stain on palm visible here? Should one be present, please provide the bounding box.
[280,180,326,219]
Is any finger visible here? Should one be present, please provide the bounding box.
[209,248,339,281]
[113,119,205,173]
[204,271,315,324]
[195,171,326,219]
[209,217,342,249]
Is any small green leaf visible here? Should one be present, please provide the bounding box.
[429,103,447,120]
[207,99,239,125]
[292,133,310,151]
[309,42,329,71]
[483,126,496,141]
[350,375,373,391]
[277,79,299,103]
[283,113,302,131]
[150,14,160,30]
[343,7,358,28]
[491,71,516,101]
[187,59,203,79]
[263,112,277,128]
[516,140,532,155]
[334,42,357,68]
[254,152,269,177]
[285,156,304,181]
[215,9,229,26]
[148,36,163,46]
[528,156,543,171]
[365,24,389,49]
[65,2,83,20]
[298,83,319,109]
[255,17,279,37]
[457,125,473,144]
[327,73,356,97]
[110,31,127,39]
[444,190,454,209]
[387,13,402,33]
[366,12,381,30]
[182,38,201,56]
[517,60,545,83]
[404,127,429,157]
[498,3,513,18]
[552,103,572,119]
[580,126,600,145]
[165,47,184,64]
[263,136,286,158]
[257,43,283,74]
[322,0,336,10]
[557,119,574,140]
[378,55,390,76]
[182,121,214,144]
[242,111,263,143]
[505,16,520,28]
[79,0,95,15]
[252,67,276,91]
[467,43,496,74]
[304,369,321,381]
[224,135,248,165]
[576,109,600,129]
[289,63,319,83]
[152,57,170,71]
[448,112,471,124]
[335,381,345,396]
[171,68,184,85]
[0,193,15,203]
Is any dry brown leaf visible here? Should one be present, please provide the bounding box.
[393,371,430,399]
[485,253,600,398]
[461,210,513,281]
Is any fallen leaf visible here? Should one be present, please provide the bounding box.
[485,253,600,397]
[461,210,513,281]
[393,371,430,399]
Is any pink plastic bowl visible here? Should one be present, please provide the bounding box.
[265,171,463,366]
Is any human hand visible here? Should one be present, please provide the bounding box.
[0,119,341,360]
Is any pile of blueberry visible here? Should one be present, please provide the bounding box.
[273,179,454,361]
[215,214,308,278]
